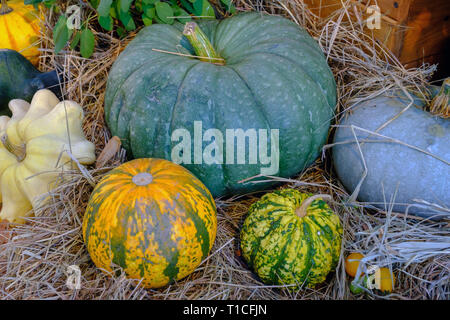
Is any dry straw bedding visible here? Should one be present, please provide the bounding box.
[0,0,448,300]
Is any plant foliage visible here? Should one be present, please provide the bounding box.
[23,0,235,58]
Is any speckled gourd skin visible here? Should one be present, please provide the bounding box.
[82,158,217,288]
[240,189,342,288]
[105,12,337,197]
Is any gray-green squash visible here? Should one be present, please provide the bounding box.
[333,81,449,219]
[105,12,337,197]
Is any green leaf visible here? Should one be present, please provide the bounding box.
[155,2,174,24]
[179,0,194,14]
[174,7,191,23]
[143,0,159,5]
[54,14,67,31]
[97,0,113,16]
[126,18,137,31]
[135,1,143,12]
[98,14,114,31]
[90,0,100,9]
[153,15,164,24]
[24,0,44,4]
[142,14,153,26]
[115,0,136,31]
[193,0,215,18]
[43,0,57,8]
[80,28,95,58]
[118,0,134,15]
[193,0,202,13]
[109,6,117,19]
[220,0,236,13]
[203,0,215,17]
[53,15,69,54]
[70,31,81,50]
[143,6,156,19]
[119,11,136,31]
[116,26,126,38]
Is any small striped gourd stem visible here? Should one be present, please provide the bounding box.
[295,194,333,218]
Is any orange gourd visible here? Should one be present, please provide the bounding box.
[345,252,365,277]
[83,158,217,288]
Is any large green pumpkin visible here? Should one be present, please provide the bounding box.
[105,12,337,197]
[240,189,342,287]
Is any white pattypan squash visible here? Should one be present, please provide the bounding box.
[0,89,96,223]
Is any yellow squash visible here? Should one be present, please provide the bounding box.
[0,89,96,223]
[0,0,42,66]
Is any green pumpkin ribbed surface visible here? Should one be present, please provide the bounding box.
[104,12,337,197]
[240,189,342,287]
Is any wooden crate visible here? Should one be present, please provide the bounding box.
[304,0,450,69]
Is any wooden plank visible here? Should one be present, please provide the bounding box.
[304,0,406,57]
[304,0,410,24]
[399,0,450,67]
[303,0,450,69]
[369,0,411,22]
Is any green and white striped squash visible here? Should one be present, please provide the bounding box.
[240,189,342,288]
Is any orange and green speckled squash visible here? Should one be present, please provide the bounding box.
[82,158,217,288]
[240,189,342,288]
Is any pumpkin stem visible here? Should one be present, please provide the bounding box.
[0,0,12,15]
[183,22,225,65]
[132,172,153,186]
[295,194,333,218]
[429,78,450,118]
[1,134,26,162]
